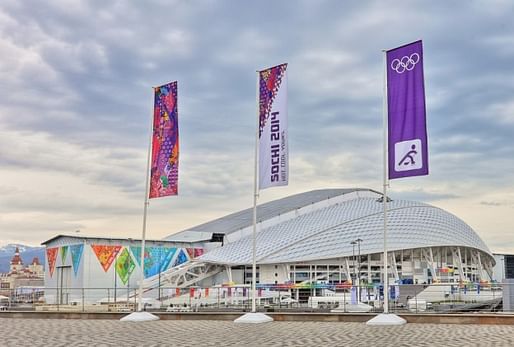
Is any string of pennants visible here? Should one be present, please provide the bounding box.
[45,244,204,282]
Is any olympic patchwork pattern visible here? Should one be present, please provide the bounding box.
[150,81,179,198]
[259,64,287,137]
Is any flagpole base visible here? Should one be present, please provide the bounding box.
[366,313,406,326]
[234,312,273,324]
[120,311,160,322]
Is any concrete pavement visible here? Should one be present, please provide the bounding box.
[1,318,514,346]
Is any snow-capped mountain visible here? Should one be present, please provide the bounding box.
[0,244,45,273]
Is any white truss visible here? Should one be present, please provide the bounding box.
[143,261,223,289]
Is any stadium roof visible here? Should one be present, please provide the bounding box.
[196,190,493,265]
[165,188,378,242]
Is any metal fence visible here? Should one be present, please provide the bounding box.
[0,282,512,314]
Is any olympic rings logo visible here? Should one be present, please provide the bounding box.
[391,53,420,74]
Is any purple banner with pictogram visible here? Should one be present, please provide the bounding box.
[258,63,288,190]
[387,41,428,179]
[150,81,179,198]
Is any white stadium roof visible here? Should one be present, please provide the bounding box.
[166,188,373,242]
[191,189,492,266]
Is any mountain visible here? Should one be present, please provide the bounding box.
[0,244,45,273]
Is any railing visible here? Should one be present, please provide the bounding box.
[0,282,512,314]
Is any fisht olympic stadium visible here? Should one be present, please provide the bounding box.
[154,188,494,291]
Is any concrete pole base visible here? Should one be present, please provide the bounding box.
[366,313,407,326]
[120,311,160,322]
[234,312,274,324]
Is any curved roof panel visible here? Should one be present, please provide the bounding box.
[166,188,377,241]
[199,196,492,265]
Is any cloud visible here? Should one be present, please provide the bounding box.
[0,1,513,253]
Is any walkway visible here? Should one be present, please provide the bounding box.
[1,319,513,346]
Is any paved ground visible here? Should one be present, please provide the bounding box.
[1,319,514,346]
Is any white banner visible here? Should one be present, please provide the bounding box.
[258,64,288,190]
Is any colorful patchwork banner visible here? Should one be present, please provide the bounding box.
[186,248,205,259]
[115,248,135,285]
[150,81,179,198]
[387,40,428,179]
[172,249,188,267]
[60,245,68,264]
[70,244,84,276]
[130,246,177,278]
[46,247,58,278]
[91,245,121,272]
[194,248,204,258]
[259,63,288,190]
[159,247,177,272]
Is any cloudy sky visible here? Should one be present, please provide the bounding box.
[1,0,513,253]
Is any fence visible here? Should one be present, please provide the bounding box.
[0,282,512,314]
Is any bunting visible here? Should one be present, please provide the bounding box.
[46,247,58,278]
[70,244,84,276]
[115,248,136,285]
[60,245,68,264]
[91,245,121,272]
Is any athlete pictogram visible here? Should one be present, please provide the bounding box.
[398,144,417,166]
[394,139,422,172]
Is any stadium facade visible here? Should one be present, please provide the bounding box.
[164,188,495,288]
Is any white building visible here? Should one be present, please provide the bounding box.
[41,235,203,304]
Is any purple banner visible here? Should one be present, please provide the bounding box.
[387,40,428,179]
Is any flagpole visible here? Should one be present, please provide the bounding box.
[382,49,390,314]
[137,91,154,313]
[251,71,260,314]
[234,70,273,324]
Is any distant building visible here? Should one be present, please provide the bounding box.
[0,247,44,297]
[493,253,514,281]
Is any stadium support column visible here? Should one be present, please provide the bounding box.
[456,247,465,283]
[367,254,371,283]
[429,247,438,283]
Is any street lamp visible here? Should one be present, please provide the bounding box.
[354,239,363,302]
[350,241,357,284]
[355,239,363,285]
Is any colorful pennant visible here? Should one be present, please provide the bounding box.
[46,247,58,278]
[91,244,121,272]
[70,244,84,276]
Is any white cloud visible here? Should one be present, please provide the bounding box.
[0,1,513,254]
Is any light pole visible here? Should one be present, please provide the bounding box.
[350,241,357,284]
[355,239,363,283]
[355,238,363,302]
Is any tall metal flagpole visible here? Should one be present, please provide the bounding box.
[367,47,407,326]
[137,92,154,313]
[251,71,260,313]
[235,71,272,324]
[120,88,160,322]
[382,49,390,314]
